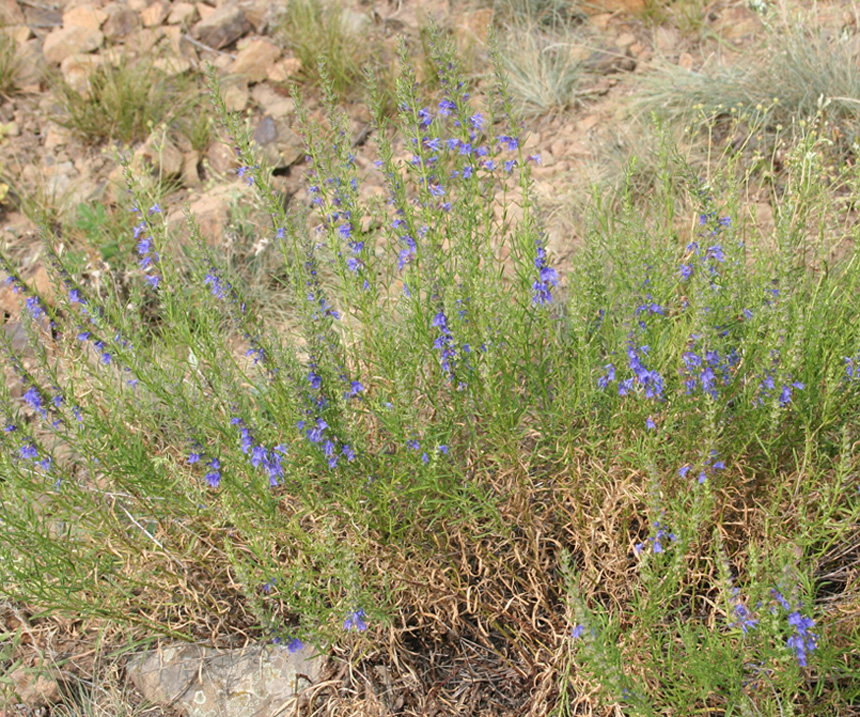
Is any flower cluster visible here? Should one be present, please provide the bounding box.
[233,418,288,487]
[844,353,860,382]
[681,342,737,399]
[728,588,759,635]
[771,589,818,667]
[296,415,355,469]
[134,204,162,287]
[634,519,677,555]
[679,213,731,282]
[756,352,804,407]
[679,450,726,484]
[532,239,558,306]
[9,427,53,473]
[432,310,457,382]
[599,343,666,401]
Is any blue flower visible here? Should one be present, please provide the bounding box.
[287,637,304,653]
[344,608,367,632]
[204,458,222,488]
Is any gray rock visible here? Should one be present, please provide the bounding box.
[194,6,251,50]
[128,642,324,717]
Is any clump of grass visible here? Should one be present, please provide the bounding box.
[2,26,860,715]
[52,57,196,145]
[487,0,582,28]
[276,0,367,99]
[0,30,21,97]
[636,14,860,136]
[498,20,585,116]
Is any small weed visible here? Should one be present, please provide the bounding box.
[52,56,196,145]
[635,14,860,141]
[499,20,585,116]
[0,30,21,97]
[277,0,367,99]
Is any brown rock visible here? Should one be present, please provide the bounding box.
[453,7,493,51]
[42,26,104,64]
[134,133,184,177]
[153,56,192,76]
[0,0,25,24]
[194,5,251,50]
[654,26,679,54]
[615,31,636,49]
[168,185,230,244]
[196,1,215,22]
[11,667,61,708]
[60,53,103,95]
[251,84,295,118]
[123,26,162,56]
[1,24,30,45]
[584,47,635,74]
[140,0,170,27]
[181,151,202,188]
[267,56,301,83]
[679,52,693,70]
[62,4,108,30]
[168,2,198,25]
[228,37,281,82]
[30,264,54,302]
[103,4,139,41]
[241,0,273,33]
[222,76,249,112]
[206,141,236,176]
[252,115,304,169]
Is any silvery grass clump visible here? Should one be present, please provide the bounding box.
[1,31,860,713]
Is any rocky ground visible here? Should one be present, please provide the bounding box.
[1,0,857,714]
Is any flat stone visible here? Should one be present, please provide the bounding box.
[128,642,323,717]
[140,0,170,27]
[615,31,637,49]
[453,7,493,52]
[42,26,104,64]
[0,0,25,24]
[153,56,192,76]
[194,5,251,50]
[168,2,198,25]
[0,24,30,45]
[222,77,249,112]
[134,133,184,177]
[267,56,301,83]
[60,53,103,95]
[251,84,295,118]
[62,4,107,31]
[228,37,281,82]
[205,141,236,176]
[102,4,139,41]
[181,151,202,188]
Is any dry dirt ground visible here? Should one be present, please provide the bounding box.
[1,0,858,714]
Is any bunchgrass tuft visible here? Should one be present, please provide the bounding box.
[52,56,197,145]
[276,0,368,99]
[2,24,860,715]
[498,19,585,117]
[0,30,21,98]
[636,11,860,140]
